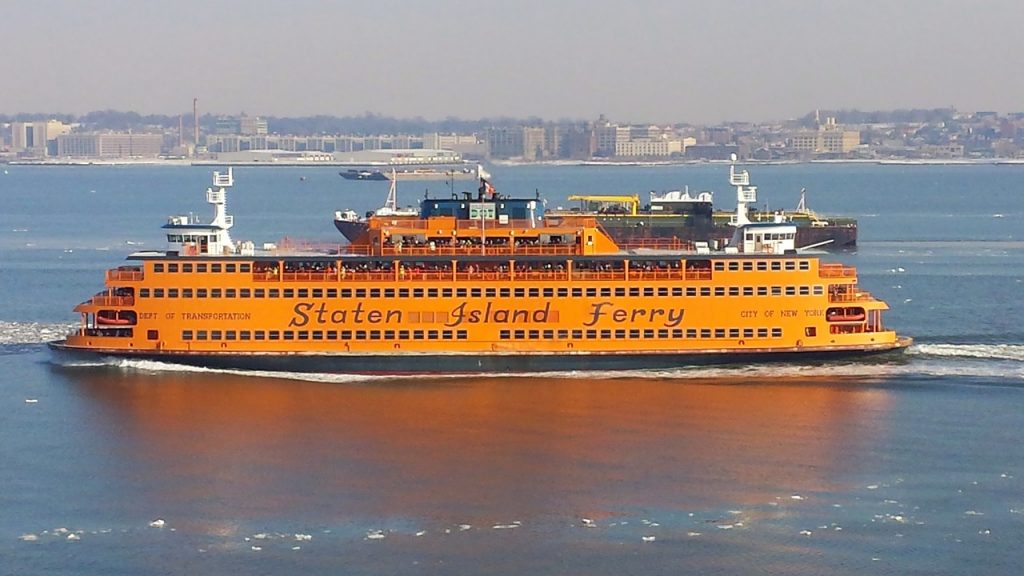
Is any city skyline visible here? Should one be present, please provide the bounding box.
[4,0,1022,124]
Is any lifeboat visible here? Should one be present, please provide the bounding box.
[96,310,137,326]
[826,307,866,323]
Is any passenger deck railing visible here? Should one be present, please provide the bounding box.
[818,263,857,278]
[106,269,144,281]
[90,295,135,306]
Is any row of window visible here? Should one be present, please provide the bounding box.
[141,285,826,299]
[178,326,786,342]
[149,259,811,275]
[182,329,469,341]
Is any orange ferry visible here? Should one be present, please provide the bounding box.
[51,168,911,374]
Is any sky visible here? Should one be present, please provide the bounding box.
[3,0,1021,124]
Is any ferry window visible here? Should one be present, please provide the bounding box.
[284,289,295,298]
[586,330,597,339]
[168,289,179,298]
[572,329,583,339]
[557,330,568,339]
[182,330,193,340]
[182,288,193,298]
[626,287,638,297]
[455,289,467,298]
[211,330,222,340]
[757,286,768,296]
[255,331,265,341]
[327,289,337,298]
[211,264,222,273]
[529,330,540,340]
[367,331,380,340]
[269,331,280,340]
[586,288,597,297]
[356,289,367,298]
[799,286,809,296]
[597,288,610,297]
[785,286,796,296]
[514,330,525,339]
[643,288,654,297]
[728,328,740,338]
[714,329,726,338]
[312,289,323,298]
[500,288,511,298]
[771,328,783,338]
[572,288,583,298]
[327,331,337,340]
[144,330,158,341]
[658,329,668,338]
[426,289,437,298]
[500,330,510,339]
[805,327,816,337]
[700,287,711,297]
[298,332,309,341]
[672,287,683,297]
[628,329,639,339]
[427,330,438,340]
[441,330,452,340]
[543,330,554,339]
[225,289,236,298]
[383,289,395,299]
[600,330,612,339]
[282,331,294,341]
[728,262,739,271]
[297,289,308,298]
[757,328,768,338]
[269,289,280,298]
[254,289,265,298]
[672,329,683,338]
[714,262,725,271]
[442,289,453,298]
[398,331,409,340]
[485,289,496,298]
[412,330,424,340]
[611,288,624,297]
[526,288,538,298]
[799,261,810,271]
[167,263,178,273]
[469,288,482,298]
[771,286,782,296]
[240,264,251,273]
[225,331,236,340]
[756,261,767,271]
[385,330,396,340]
[154,288,164,298]
[514,288,526,298]
[212,289,222,298]
[743,262,753,271]
[341,331,352,339]
[785,261,796,271]
[557,288,568,298]
[370,289,382,298]
[412,289,423,298]
[196,330,207,340]
[686,287,697,297]
[743,287,754,296]
[197,288,208,298]
[543,288,554,298]
[355,331,366,340]
[657,288,669,297]
[153,264,164,273]
[225,264,236,273]
[140,288,150,298]
[196,264,208,273]
[686,329,697,338]
[713,287,725,296]
[728,287,740,296]
[700,329,712,338]
[770,262,780,271]
[813,286,824,295]
[456,330,467,340]
[240,331,251,340]
[182,264,193,273]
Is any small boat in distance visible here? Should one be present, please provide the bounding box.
[335,170,418,240]
[339,169,389,181]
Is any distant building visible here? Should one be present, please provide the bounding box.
[10,120,71,156]
[239,114,268,135]
[788,117,860,156]
[56,132,163,158]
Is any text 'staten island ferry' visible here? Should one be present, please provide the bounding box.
[51,168,910,374]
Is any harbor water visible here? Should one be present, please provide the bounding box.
[1,163,1023,574]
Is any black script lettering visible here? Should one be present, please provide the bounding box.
[584,301,685,328]
[289,302,313,327]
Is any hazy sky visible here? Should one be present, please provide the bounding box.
[3,0,1021,123]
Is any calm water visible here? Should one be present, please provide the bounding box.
[1,163,1023,575]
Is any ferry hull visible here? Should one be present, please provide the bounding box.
[50,340,910,376]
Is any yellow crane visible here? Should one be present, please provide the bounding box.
[566,194,641,216]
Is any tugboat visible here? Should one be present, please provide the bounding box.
[51,167,910,374]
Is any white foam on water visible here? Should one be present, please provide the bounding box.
[910,343,1024,362]
[0,321,76,345]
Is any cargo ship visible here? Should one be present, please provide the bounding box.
[339,166,477,182]
[51,168,909,374]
